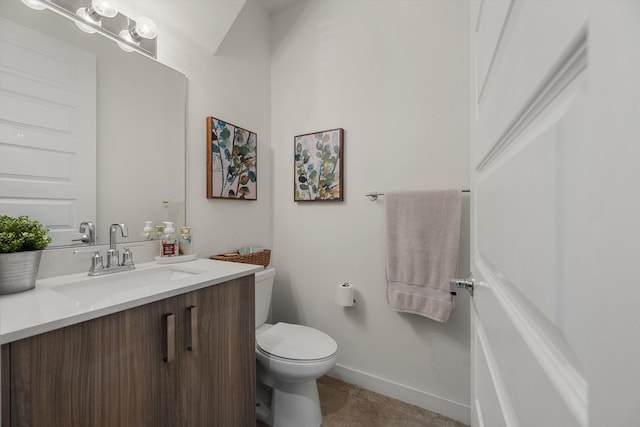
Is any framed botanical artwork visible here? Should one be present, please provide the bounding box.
[294,128,344,202]
[206,116,257,200]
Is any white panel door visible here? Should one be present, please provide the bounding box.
[0,17,95,246]
[470,1,640,426]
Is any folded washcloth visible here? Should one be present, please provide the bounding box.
[385,190,461,322]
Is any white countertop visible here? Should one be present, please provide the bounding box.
[0,258,263,345]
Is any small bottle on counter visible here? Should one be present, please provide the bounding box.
[179,226,192,256]
[160,221,178,257]
[140,221,154,240]
[154,225,165,240]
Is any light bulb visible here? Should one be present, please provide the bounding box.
[133,17,157,40]
[117,29,135,52]
[75,0,118,34]
[119,16,157,51]
[75,7,99,34]
[20,0,46,10]
[91,0,118,18]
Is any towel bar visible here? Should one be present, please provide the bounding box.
[450,277,475,297]
[365,190,470,201]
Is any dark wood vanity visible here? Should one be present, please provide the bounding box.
[1,276,255,427]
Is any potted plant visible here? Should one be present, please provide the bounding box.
[0,215,52,295]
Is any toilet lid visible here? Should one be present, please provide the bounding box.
[256,322,337,361]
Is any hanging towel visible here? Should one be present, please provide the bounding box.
[385,190,461,322]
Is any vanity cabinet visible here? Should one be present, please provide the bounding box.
[0,275,255,427]
[177,277,256,427]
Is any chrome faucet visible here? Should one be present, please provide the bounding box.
[109,223,128,250]
[72,221,96,245]
[80,221,96,245]
[74,223,137,276]
[107,223,128,268]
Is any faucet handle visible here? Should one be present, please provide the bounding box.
[121,246,136,267]
[72,234,90,244]
[74,249,103,274]
[90,251,104,274]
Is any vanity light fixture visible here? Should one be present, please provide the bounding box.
[19,0,158,58]
[20,0,46,10]
[75,0,119,34]
[116,16,157,53]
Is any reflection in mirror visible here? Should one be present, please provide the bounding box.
[0,0,186,247]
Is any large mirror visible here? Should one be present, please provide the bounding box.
[0,0,186,247]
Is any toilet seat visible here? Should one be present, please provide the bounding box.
[256,322,337,361]
[256,345,337,364]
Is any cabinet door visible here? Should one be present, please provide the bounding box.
[5,297,178,427]
[178,276,256,427]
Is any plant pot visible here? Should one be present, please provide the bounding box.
[0,250,43,295]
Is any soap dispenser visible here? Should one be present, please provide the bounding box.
[161,221,178,257]
[140,221,154,240]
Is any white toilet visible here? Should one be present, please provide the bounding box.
[255,268,338,427]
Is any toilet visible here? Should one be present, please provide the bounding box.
[254,268,338,427]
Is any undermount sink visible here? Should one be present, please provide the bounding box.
[51,265,206,303]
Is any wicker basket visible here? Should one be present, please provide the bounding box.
[210,249,271,267]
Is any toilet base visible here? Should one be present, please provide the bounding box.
[271,379,322,427]
[257,377,323,427]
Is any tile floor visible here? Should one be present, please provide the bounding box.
[256,376,468,427]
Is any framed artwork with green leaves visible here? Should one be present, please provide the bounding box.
[294,128,344,202]
[206,116,257,200]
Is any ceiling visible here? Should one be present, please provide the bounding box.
[116,0,299,56]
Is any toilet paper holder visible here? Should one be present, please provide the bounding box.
[335,282,356,308]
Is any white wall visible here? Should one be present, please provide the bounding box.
[67,0,471,422]
[270,1,471,423]
[155,1,274,258]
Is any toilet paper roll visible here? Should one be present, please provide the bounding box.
[335,282,355,307]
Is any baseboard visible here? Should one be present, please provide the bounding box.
[329,363,471,425]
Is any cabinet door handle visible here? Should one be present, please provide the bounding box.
[187,305,197,351]
[163,313,175,362]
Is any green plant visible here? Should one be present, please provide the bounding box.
[0,215,52,253]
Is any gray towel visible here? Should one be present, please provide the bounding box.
[385,190,461,322]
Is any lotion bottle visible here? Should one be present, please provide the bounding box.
[140,221,154,240]
[161,221,178,257]
[179,226,192,256]
[154,225,165,240]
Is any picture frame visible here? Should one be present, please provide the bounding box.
[206,116,257,200]
[294,128,344,202]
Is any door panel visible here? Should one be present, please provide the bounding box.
[0,17,96,246]
[472,314,509,427]
[470,1,591,426]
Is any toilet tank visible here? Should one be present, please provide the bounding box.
[255,267,275,329]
